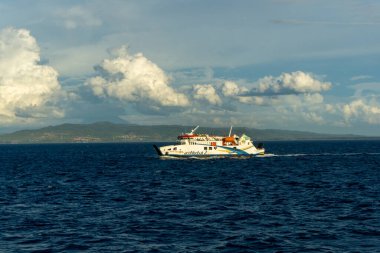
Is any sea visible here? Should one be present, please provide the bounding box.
[0,140,379,252]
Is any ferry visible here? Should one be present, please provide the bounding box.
[153,126,264,158]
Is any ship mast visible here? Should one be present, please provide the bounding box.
[190,125,199,134]
[229,126,233,137]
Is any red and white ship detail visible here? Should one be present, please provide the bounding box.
[153,126,265,157]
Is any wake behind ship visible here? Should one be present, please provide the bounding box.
[153,126,264,158]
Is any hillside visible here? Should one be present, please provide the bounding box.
[0,122,373,144]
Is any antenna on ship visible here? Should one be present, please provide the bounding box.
[229,126,233,137]
[190,125,199,134]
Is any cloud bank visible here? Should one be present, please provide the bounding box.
[0,27,64,124]
[0,27,377,132]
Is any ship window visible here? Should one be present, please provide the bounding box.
[168,148,171,151]
[204,147,207,150]
[209,147,212,150]
[174,147,177,150]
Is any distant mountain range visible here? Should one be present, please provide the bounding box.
[0,121,376,144]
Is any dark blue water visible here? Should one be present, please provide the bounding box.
[0,141,379,252]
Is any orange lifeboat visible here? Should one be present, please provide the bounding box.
[222,136,236,145]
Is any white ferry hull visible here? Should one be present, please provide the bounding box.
[154,144,265,157]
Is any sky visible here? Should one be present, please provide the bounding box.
[0,0,380,135]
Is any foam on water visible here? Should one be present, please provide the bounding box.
[259,152,380,157]
[159,152,380,159]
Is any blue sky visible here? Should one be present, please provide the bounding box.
[0,0,380,135]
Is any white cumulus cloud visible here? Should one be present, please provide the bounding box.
[193,84,222,106]
[250,71,331,95]
[218,73,330,108]
[0,27,64,124]
[221,81,247,97]
[341,99,380,124]
[86,45,190,110]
